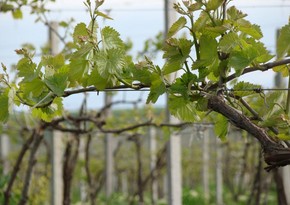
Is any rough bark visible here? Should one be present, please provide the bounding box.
[207,95,290,171]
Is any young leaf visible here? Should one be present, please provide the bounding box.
[95,49,125,76]
[32,97,63,122]
[238,22,263,40]
[162,38,192,75]
[206,0,224,11]
[73,23,88,43]
[95,10,113,20]
[199,34,219,68]
[214,114,228,141]
[68,59,89,85]
[101,26,124,50]
[87,67,113,90]
[131,62,152,85]
[273,64,289,77]
[41,54,65,69]
[168,95,200,122]
[167,16,187,38]
[245,38,273,63]
[233,81,261,97]
[228,46,258,75]
[16,58,37,82]
[218,32,240,53]
[277,23,290,59]
[44,72,68,96]
[276,134,290,141]
[227,6,247,21]
[12,9,22,19]
[20,78,46,98]
[146,73,166,104]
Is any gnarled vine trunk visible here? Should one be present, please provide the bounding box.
[207,95,290,171]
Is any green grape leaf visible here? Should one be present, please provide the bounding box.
[273,64,289,77]
[206,0,224,11]
[132,62,152,85]
[167,16,187,38]
[146,73,166,104]
[68,59,89,85]
[16,58,37,82]
[32,97,63,122]
[41,54,65,69]
[219,32,240,53]
[44,72,68,96]
[59,21,69,28]
[228,46,258,75]
[12,9,22,19]
[214,114,228,141]
[95,10,113,20]
[87,67,114,90]
[199,34,219,69]
[188,2,203,11]
[238,22,263,40]
[233,81,261,97]
[277,23,290,59]
[276,134,290,141]
[162,38,192,75]
[169,73,197,99]
[95,49,125,76]
[168,95,200,122]
[73,23,88,43]
[71,43,94,59]
[193,11,209,32]
[20,78,46,98]
[245,38,273,63]
[260,112,289,131]
[227,6,247,21]
[0,89,9,122]
[0,3,14,12]
[196,97,208,111]
[170,79,189,98]
[101,26,124,50]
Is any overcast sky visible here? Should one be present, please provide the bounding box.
[0,0,289,110]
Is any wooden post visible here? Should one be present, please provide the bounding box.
[164,1,181,204]
[0,133,9,174]
[149,127,158,205]
[50,130,64,205]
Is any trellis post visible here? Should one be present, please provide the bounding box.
[0,133,9,174]
[149,127,158,204]
[48,22,64,205]
[104,93,116,198]
[164,0,182,205]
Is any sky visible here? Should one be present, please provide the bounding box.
[0,0,289,110]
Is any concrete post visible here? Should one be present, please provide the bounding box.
[104,93,116,198]
[0,133,10,174]
[149,127,158,204]
[48,21,64,205]
[50,130,64,205]
[164,1,181,204]
[215,133,223,205]
[201,128,210,203]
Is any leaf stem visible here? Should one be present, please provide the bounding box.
[189,15,200,60]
